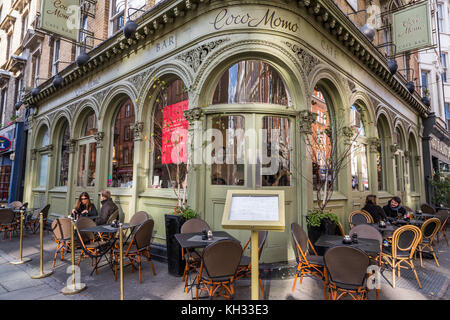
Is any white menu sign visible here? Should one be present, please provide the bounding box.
[229,196,279,221]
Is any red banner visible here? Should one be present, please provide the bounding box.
[162,100,189,164]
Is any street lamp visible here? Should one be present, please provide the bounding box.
[123,7,147,39]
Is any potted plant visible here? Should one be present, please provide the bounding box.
[164,206,199,276]
[306,208,339,253]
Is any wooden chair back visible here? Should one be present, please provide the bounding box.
[336,221,345,236]
[106,210,119,224]
[40,204,51,219]
[75,216,96,242]
[349,224,383,245]
[181,218,210,234]
[133,219,155,251]
[0,209,15,224]
[420,203,436,214]
[391,225,421,259]
[291,222,317,263]
[349,210,373,227]
[51,218,72,241]
[435,210,448,226]
[324,246,370,287]
[130,211,149,225]
[420,218,441,245]
[202,239,242,280]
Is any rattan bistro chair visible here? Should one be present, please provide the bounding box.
[435,210,449,247]
[382,225,422,289]
[195,239,242,300]
[106,210,119,225]
[416,218,441,267]
[236,231,268,299]
[180,218,211,293]
[0,209,17,240]
[324,246,370,300]
[26,204,51,234]
[113,219,156,284]
[51,218,75,268]
[420,203,436,214]
[290,222,327,298]
[349,210,374,228]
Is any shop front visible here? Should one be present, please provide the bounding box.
[23,0,428,263]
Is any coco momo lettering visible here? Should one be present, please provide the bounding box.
[212,8,299,33]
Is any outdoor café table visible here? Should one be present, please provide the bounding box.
[174,231,240,295]
[369,223,398,238]
[79,222,140,276]
[314,234,381,256]
[413,212,437,220]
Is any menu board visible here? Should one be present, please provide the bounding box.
[222,190,285,231]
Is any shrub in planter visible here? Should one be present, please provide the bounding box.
[306,209,339,255]
[165,206,198,276]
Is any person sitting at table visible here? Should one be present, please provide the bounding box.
[383,196,406,219]
[97,190,118,226]
[361,194,387,223]
[71,192,98,219]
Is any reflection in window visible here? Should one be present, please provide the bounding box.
[211,116,245,186]
[111,99,135,188]
[376,123,386,191]
[212,60,289,105]
[350,105,369,192]
[58,124,70,186]
[77,145,86,186]
[88,142,96,187]
[408,138,416,192]
[262,117,291,186]
[151,79,188,189]
[311,88,334,191]
[39,154,48,187]
[395,127,404,192]
[83,111,98,136]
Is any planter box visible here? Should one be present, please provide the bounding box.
[164,214,186,277]
[306,217,337,256]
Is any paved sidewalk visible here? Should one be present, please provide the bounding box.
[0,230,448,300]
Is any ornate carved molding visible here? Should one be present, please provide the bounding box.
[298,110,317,134]
[92,87,111,106]
[176,38,230,73]
[94,131,105,148]
[68,139,77,153]
[284,42,321,77]
[368,137,380,153]
[127,67,155,96]
[132,122,144,141]
[183,107,204,124]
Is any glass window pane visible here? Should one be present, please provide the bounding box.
[83,111,98,136]
[77,145,86,186]
[111,99,135,188]
[261,117,291,186]
[377,124,385,191]
[151,79,188,189]
[39,154,48,187]
[212,60,289,105]
[311,88,334,191]
[351,105,365,136]
[360,144,369,191]
[211,116,245,186]
[87,143,96,187]
[41,128,49,147]
[351,142,359,191]
[58,124,70,186]
[395,155,402,191]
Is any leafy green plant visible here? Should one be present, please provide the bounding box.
[307,208,338,227]
[171,206,198,220]
[431,172,450,207]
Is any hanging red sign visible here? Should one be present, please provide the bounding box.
[162,100,189,164]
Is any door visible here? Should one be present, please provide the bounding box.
[204,113,296,263]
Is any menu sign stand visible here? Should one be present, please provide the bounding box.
[222,190,285,300]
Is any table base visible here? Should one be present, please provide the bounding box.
[61,283,87,295]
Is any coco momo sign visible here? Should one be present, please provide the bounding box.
[211,8,299,33]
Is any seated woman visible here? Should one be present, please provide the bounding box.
[71,192,98,220]
[361,194,387,223]
[383,196,406,219]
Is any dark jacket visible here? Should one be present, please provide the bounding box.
[383,200,407,219]
[73,203,98,219]
[361,203,387,223]
[97,198,118,225]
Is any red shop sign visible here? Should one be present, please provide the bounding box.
[162,100,189,164]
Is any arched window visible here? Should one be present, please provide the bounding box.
[211,60,289,105]
[408,135,418,192]
[57,121,70,186]
[151,78,188,189]
[311,87,335,191]
[38,126,50,187]
[394,127,405,192]
[350,105,369,192]
[77,110,98,187]
[110,98,135,188]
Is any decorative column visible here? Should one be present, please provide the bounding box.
[298,110,317,135]
[183,107,205,212]
[94,132,105,148]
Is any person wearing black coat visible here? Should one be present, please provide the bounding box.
[383,196,407,219]
[71,192,98,219]
[97,190,119,226]
[361,194,387,223]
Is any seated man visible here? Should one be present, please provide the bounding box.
[383,196,406,219]
[97,190,119,226]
